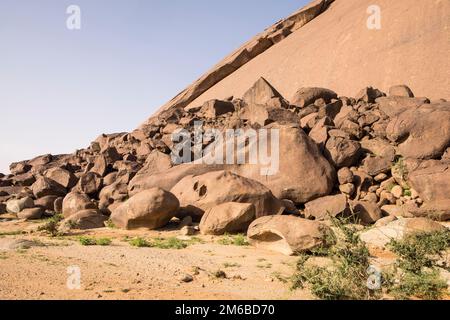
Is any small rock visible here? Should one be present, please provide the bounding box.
[391,185,403,199]
[180,226,196,236]
[180,274,194,283]
[339,183,355,195]
[337,167,354,184]
[374,173,388,182]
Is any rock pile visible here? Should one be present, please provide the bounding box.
[1,78,449,255]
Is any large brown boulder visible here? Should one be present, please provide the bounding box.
[60,209,107,230]
[240,104,299,126]
[199,202,256,235]
[44,167,78,189]
[376,96,427,118]
[247,215,333,256]
[386,102,450,159]
[17,207,44,220]
[171,171,283,220]
[129,124,336,204]
[291,87,337,108]
[76,172,103,195]
[6,197,34,214]
[304,194,349,220]
[62,192,97,217]
[407,160,450,202]
[199,99,235,118]
[324,136,361,168]
[242,77,288,108]
[31,177,67,199]
[110,188,180,230]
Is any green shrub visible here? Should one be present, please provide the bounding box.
[218,233,249,246]
[79,237,112,246]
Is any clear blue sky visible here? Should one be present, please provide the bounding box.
[0,0,308,174]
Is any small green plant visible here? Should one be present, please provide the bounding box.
[38,214,64,237]
[223,262,241,268]
[79,237,112,246]
[291,217,378,300]
[151,237,188,249]
[105,219,116,229]
[218,233,249,246]
[393,157,408,181]
[403,189,412,197]
[128,237,195,249]
[0,230,23,236]
[385,230,450,300]
[96,238,112,246]
[129,237,151,248]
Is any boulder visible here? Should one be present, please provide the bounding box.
[324,136,361,168]
[352,201,383,224]
[291,87,338,108]
[171,171,283,220]
[304,194,349,220]
[199,99,235,118]
[407,160,450,202]
[62,192,97,217]
[6,197,34,214]
[337,167,354,184]
[17,207,44,220]
[376,96,427,118]
[130,124,336,204]
[32,177,67,198]
[355,87,385,103]
[240,104,299,126]
[110,188,180,230]
[199,202,256,235]
[60,210,107,230]
[90,156,108,177]
[388,85,415,98]
[76,172,103,195]
[34,195,59,211]
[242,77,288,108]
[9,162,31,175]
[247,215,333,256]
[406,200,450,221]
[44,167,78,189]
[360,218,447,247]
[11,172,36,186]
[386,102,450,159]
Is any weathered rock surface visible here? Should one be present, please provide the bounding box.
[360,218,447,247]
[6,197,34,214]
[111,188,180,230]
[247,215,333,256]
[60,209,107,230]
[304,194,348,220]
[62,192,97,218]
[171,171,283,220]
[199,202,256,235]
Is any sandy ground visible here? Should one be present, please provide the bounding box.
[0,217,311,300]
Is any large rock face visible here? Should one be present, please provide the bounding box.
[145,0,449,120]
[150,0,334,116]
[110,188,180,230]
[171,171,283,219]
